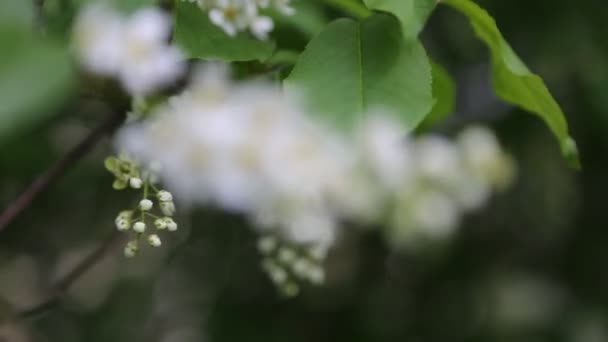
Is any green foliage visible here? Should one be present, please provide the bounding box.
[362,0,437,39]
[443,0,579,168]
[285,13,434,130]
[0,0,73,143]
[418,61,456,131]
[174,1,276,62]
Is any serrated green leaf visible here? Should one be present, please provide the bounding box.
[174,1,276,62]
[443,0,579,168]
[363,0,437,39]
[418,61,456,131]
[284,13,434,130]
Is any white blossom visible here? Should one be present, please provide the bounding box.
[124,241,138,258]
[183,0,292,39]
[157,190,173,202]
[74,4,184,95]
[164,218,178,231]
[257,236,278,254]
[154,218,168,230]
[129,177,143,189]
[160,201,176,216]
[116,63,515,254]
[148,234,162,247]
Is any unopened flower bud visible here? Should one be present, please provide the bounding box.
[257,236,277,254]
[157,190,173,202]
[160,201,175,216]
[148,234,162,247]
[139,199,153,211]
[124,241,138,258]
[129,177,143,189]
[133,221,146,233]
[270,266,287,284]
[278,247,296,264]
[165,218,178,231]
[292,258,311,277]
[154,218,168,230]
[308,266,325,285]
[115,219,130,231]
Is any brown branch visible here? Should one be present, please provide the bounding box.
[0,111,126,234]
[18,231,124,319]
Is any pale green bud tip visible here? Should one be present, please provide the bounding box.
[139,199,153,211]
[129,177,143,189]
[257,236,277,254]
[148,234,162,247]
[133,221,146,233]
[154,218,168,230]
[157,190,173,202]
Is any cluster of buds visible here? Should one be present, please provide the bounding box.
[257,235,326,297]
[106,155,178,258]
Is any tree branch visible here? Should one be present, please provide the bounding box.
[0,111,126,234]
[18,231,124,319]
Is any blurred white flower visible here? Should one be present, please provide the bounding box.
[116,63,515,256]
[73,4,184,95]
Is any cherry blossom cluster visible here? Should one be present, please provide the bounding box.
[105,155,178,257]
[183,0,295,39]
[115,64,515,267]
[257,235,326,297]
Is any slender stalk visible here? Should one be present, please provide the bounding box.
[0,111,126,234]
[325,0,373,19]
[19,231,124,319]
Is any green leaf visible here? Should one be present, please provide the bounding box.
[0,2,73,143]
[0,0,33,27]
[443,0,579,168]
[174,1,276,62]
[363,0,437,39]
[418,61,456,131]
[284,13,434,130]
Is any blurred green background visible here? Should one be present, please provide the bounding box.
[1,0,608,341]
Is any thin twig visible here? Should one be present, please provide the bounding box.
[18,231,124,319]
[0,111,126,234]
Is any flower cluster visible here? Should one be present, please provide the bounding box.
[183,0,295,39]
[73,4,184,95]
[115,64,515,289]
[106,155,178,257]
[257,235,326,297]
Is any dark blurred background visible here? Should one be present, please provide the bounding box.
[1,0,607,341]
